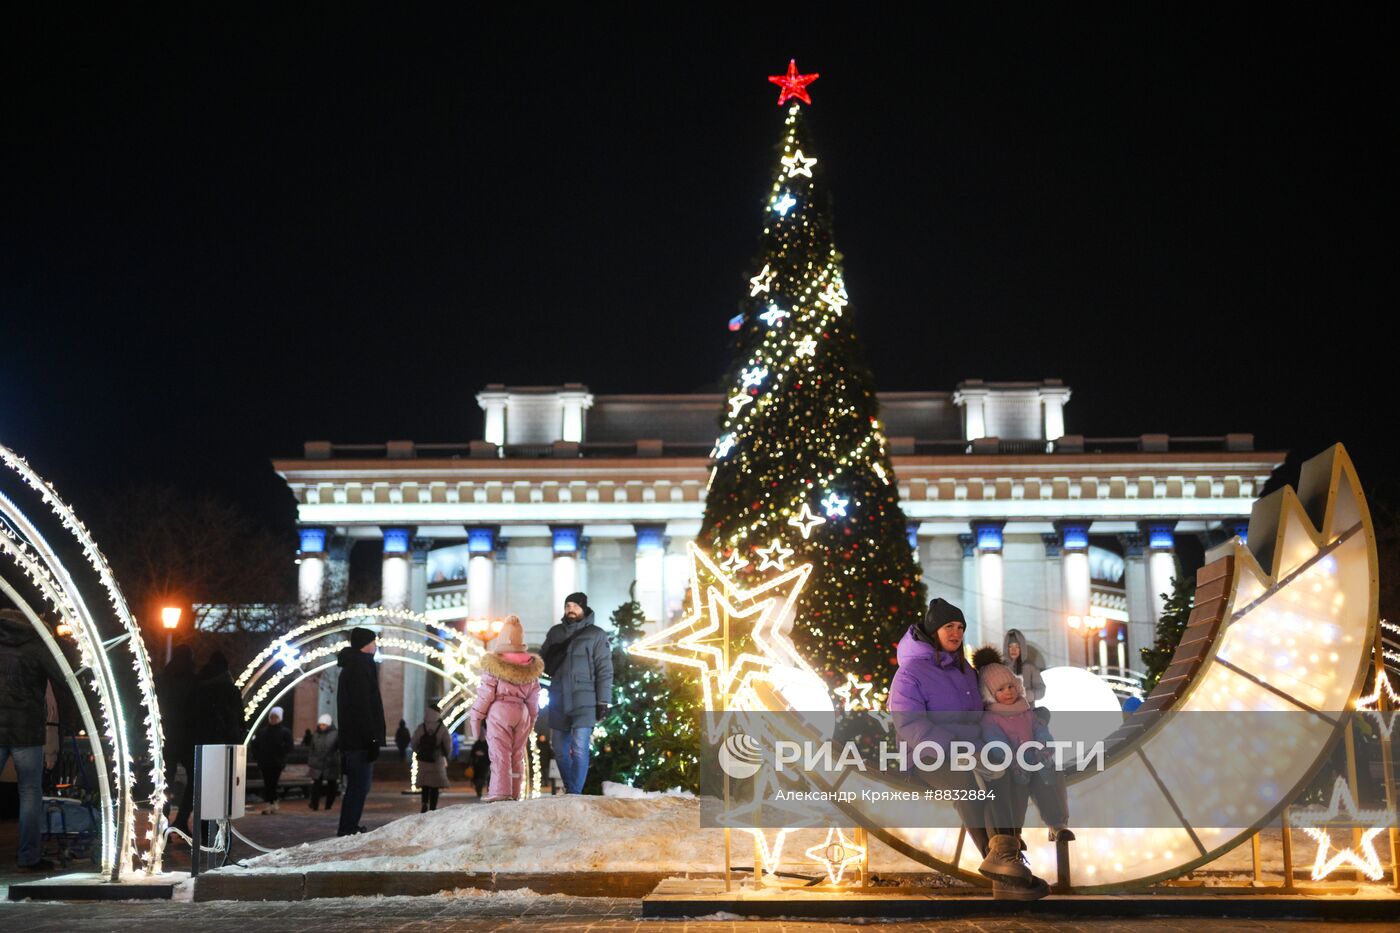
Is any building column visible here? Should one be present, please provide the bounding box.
[634,524,667,626]
[558,385,594,443]
[477,388,508,446]
[378,527,413,740]
[1119,533,1151,674]
[971,522,1006,650]
[551,526,582,615]
[467,527,498,621]
[291,529,329,739]
[1040,382,1072,443]
[958,533,978,643]
[1057,522,1091,666]
[1143,521,1178,624]
[401,538,430,731]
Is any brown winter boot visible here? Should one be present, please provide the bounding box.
[978,833,1049,899]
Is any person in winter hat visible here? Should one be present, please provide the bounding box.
[307,714,340,811]
[1002,629,1046,705]
[469,615,543,802]
[539,592,612,794]
[889,598,1048,900]
[974,646,1072,844]
[251,706,293,814]
[411,699,454,812]
[335,626,385,836]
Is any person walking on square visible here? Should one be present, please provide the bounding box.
[251,705,293,814]
[307,714,340,811]
[394,719,412,762]
[154,643,199,833]
[335,627,385,836]
[411,700,453,812]
[468,735,490,798]
[469,615,542,802]
[0,609,73,873]
[539,593,612,794]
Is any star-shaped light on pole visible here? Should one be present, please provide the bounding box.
[768,59,819,106]
[804,828,865,884]
[1293,776,1393,881]
[628,543,815,724]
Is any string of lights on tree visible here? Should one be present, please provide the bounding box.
[701,60,925,691]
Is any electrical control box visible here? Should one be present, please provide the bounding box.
[197,744,246,819]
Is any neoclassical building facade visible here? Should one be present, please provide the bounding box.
[275,379,1280,736]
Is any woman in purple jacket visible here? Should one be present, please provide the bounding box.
[889,598,1048,900]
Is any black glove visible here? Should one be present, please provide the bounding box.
[596,704,610,721]
[365,744,380,762]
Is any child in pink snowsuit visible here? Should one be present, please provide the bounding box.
[468,615,543,802]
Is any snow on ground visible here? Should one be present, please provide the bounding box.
[231,793,930,875]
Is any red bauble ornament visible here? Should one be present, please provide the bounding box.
[768,59,819,106]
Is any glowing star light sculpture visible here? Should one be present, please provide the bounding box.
[628,542,814,726]
[1295,777,1392,881]
[805,828,865,884]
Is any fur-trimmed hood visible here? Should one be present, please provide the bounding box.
[481,651,544,684]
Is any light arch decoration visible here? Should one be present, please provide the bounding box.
[236,607,487,744]
[0,443,167,879]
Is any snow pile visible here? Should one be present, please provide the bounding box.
[232,794,928,875]
[600,780,694,799]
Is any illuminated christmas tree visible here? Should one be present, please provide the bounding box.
[585,586,702,792]
[699,62,926,693]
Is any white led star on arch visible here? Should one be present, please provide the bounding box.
[794,334,817,358]
[773,193,797,216]
[781,149,818,178]
[728,393,753,418]
[755,538,795,572]
[741,366,769,388]
[821,493,849,518]
[749,264,775,297]
[759,304,790,326]
[788,502,827,539]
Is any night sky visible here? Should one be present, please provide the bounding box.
[3,6,1394,536]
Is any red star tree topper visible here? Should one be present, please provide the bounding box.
[768,59,819,105]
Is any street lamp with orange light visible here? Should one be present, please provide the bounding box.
[161,606,182,664]
[465,617,504,646]
[1066,614,1096,669]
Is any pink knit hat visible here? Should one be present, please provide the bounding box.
[979,662,1023,704]
[493,614,526,653]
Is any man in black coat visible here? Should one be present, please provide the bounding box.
[155,644,199,833]
[251,706,293,814]
[0,608,73,872]
[185,651,245,842]
[335,627,384,836]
